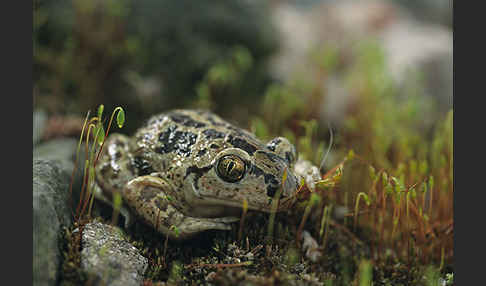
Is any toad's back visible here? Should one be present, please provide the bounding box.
[130,109,267,173]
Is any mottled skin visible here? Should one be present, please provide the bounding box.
[94,110,303,240]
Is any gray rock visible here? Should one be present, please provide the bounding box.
[33,138,86,211]
[81,222,148,286]
[33,109,47,146]
[33,159,73,286]
[33,138,78,174]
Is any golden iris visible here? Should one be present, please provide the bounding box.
[216,155,246,183]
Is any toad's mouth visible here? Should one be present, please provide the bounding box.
[190,182,298,212]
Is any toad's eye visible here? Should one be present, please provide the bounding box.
[216,155,246,183]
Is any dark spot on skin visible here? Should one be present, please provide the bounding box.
[206,116,225,126]
[267,185,279,197]
[157,125,198,156]
[249,164,264,177]
[285,151,294,165]
[227,135,258,155]
[100,164,110,176]
[227,125,248,137]
[169,113,206,128]
[202,129,226,139]
[107,142,125,161]
[154,197,168,212]
[266,138,296,165]
[184,165,213,190]
[249,164,282,197]
[132,156,155,176]
[265,174,279,187]
[113,151,122,160]
[197,149,207,157]
[210,144,220,149]
[266,138,282,152]
[140,187,159,202]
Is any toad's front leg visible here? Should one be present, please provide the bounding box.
[123,175,239,240]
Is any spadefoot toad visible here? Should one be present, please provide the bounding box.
[94,109,306,240]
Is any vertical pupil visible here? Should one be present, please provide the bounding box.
[228,161,235,175]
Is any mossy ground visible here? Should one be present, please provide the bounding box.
[59,190,452,285]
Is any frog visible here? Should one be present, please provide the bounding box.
[94,109,314,240]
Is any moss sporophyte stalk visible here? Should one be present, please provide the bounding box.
[70,105,125,222]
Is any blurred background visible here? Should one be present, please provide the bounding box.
[33,0,453,270]
[33,0,452,135]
